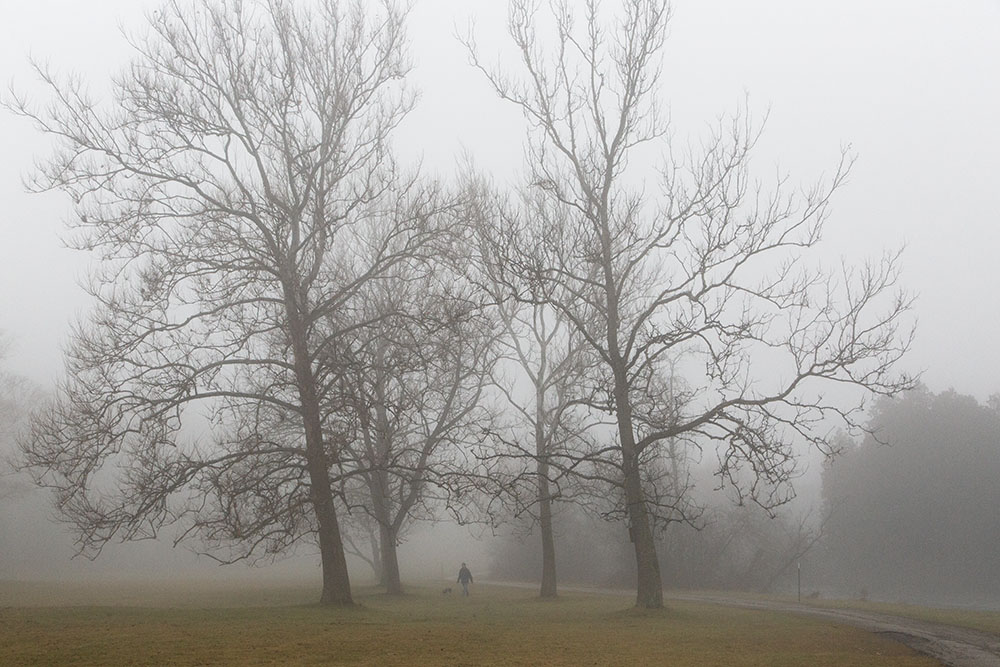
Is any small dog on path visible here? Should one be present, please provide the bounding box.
[442,587,452,595]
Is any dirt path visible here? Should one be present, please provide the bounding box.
[671,593,1000,667]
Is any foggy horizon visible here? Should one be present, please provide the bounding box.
[3,1,998,400]
[0,0,1000,656]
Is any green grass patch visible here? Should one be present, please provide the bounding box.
[0,582,939,665]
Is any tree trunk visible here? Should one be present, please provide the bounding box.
[300,388,353,605]
[368,346,404,595]
[369,525,385,586]
[370,455,402,595]
[611,358,664,608]
[537,469,558,598]
[286,296,353,606]
[379,522,403,595]
[301,402,353,605]
[312,474,354,606]
[536,389,557,598]
[623,454,663,608]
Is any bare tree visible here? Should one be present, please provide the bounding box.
[341,508,383,583]
[0,333,42,474]
[466,0,914,607]
[9,0,444,605]
[497,303,585,599]
[476,192,595,598]
[338,262,497,595]
[0,334,17,450]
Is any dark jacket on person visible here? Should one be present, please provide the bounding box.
[457,566,473,584]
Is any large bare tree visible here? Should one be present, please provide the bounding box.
[10,0,443,605]
[467,0,914,608]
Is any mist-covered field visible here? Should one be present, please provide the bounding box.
[0,581,939,666]
[1,0,999,663]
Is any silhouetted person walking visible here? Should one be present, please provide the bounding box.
[457,562,473,596]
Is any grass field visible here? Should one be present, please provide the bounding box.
[807,597,1000,636]
[0,580,942,666]
[697,588,1000,636]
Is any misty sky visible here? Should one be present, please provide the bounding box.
[2,0,999,404]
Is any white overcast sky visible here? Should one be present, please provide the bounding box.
[2,0,999,400]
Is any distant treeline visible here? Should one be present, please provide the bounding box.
[818,388,1000,604]
[491,499,818,593]
[492,388,1000,606]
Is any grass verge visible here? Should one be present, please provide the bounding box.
[685,588,1000,636]
[807,598,1000,636]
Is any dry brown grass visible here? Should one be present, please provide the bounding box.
[687,588,1000,636]
[807,598,1000,636]
[0,582,939,665]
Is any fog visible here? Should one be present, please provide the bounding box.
[0,0,998,609]
[4,1,999,393]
